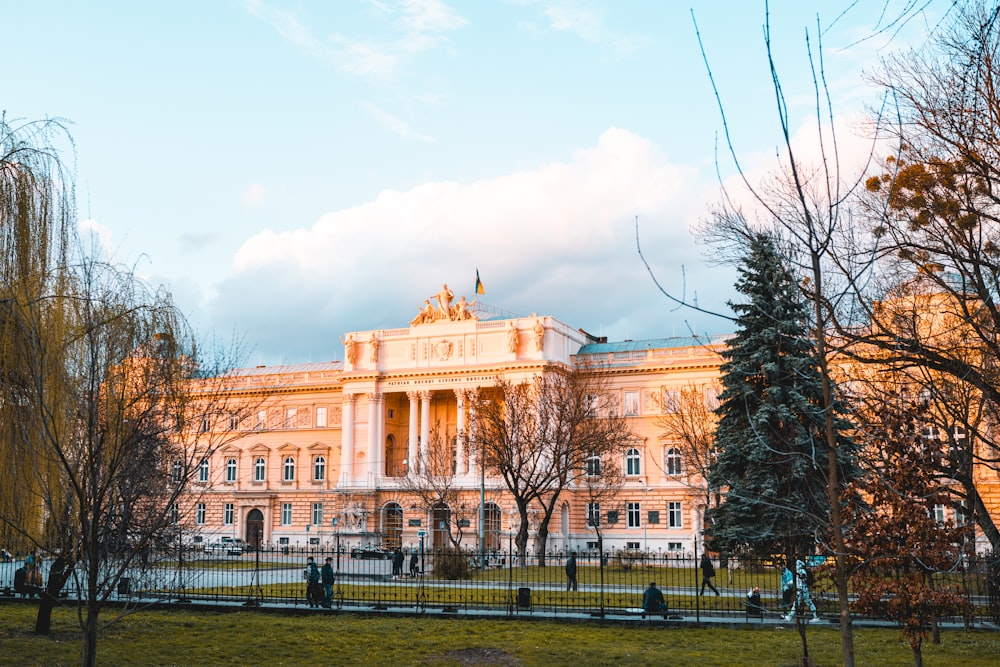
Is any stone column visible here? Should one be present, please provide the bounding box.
[420,390,432,470]
[367,392,382,485]
[455,389,467,476]
[340,394,356,485]
[407,391,419,474]
[467,394,478,472]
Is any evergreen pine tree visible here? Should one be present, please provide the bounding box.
[707,233,855,558]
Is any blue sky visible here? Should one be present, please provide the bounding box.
[7,1,941,365]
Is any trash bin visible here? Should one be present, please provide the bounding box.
[117,578,130,595]
[517,587,531,610]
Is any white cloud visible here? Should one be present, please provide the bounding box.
[241,182,268,207]
[213,128,724,363]
[78,218,113,256]
[360,102,434,141]
[515,0,651,56]
[245,0,466,79]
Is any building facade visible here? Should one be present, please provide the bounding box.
[183,285,728,557]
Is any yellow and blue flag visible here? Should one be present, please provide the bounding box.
[475,270,485,295]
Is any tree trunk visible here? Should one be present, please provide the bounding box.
[536,522,549,567]
[515,503,530,568]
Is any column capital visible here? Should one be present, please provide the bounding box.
[407,390,420,402]
[342,393,358,405]
[419,390,432,402]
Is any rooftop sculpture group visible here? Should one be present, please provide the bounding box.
[410,283,477,326]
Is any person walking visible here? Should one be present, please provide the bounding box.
[304,556,321,608]
[564,552,578,591]
[780,559,795,611]
[409,550,419,577]
[320,557,335,608]
[699,553,720,596]
[783,559,821,623]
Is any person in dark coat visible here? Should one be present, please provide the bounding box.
[699,553,720,595]
[392,548,405,578]
[564,552,578,591]
[641,581,667,618]
[409,551,419,577]
[305,556,321,608]
[320,557,335,608]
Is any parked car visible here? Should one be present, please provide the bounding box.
[204,541,244,556]
[350,546,391,560]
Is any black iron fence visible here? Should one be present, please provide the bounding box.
[2,548,996,625]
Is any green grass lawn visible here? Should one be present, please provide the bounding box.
[1,603,998,666]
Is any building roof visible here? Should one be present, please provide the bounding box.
[576,335,730,355]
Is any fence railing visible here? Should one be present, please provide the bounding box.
[2,548,997,625]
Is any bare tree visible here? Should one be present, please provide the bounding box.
[402,426,477,550]
[0,117,251,666]
[654,383,720,519]
[476,365,635,567]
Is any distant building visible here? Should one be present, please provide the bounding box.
[180,284,728,557]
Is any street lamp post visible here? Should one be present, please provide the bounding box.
[643,487,653,555]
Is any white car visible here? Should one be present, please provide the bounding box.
[203,541,244,556]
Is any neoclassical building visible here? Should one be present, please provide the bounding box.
[183,285,728,556]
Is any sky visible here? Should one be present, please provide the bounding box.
[6,1,944,366]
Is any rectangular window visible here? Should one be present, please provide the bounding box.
[316,406,327,428]
[933,504,947,524]
[281,503,293,526]
[196,502,206,526]
[312,502,323,526]
[169,503,179,525]
[606,510,619,525]
[668,501,683,528]
[585,454,601,477]
[661,389,680,413]
[229,413,239,430]
[624,391,640,416]
[278,537,289,546]
[627,502,641,528]
[626,541,640,550]
[704,386,720,410]
[647,510,660,525]
[256,410,267,429]
[584,393,599,418]
[667,542,683,553]
[286,408,298,428]
[199,417,210,433]
[587,502,600,527]
[223,503,234,525]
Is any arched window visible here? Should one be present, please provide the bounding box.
[225,457,237,482]
[283,456,296,481]
[625,448,641,476]
[665,447,682,476]
[313,455,326,481]
[382,502,403,549]
[198,458,209,483]
[254,457,266,482]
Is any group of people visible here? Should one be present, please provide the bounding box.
[13,552,44,598]
[639,554,821,622]
[304,556,336,609]
[306,549,422,607]
[390,548,420,579]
